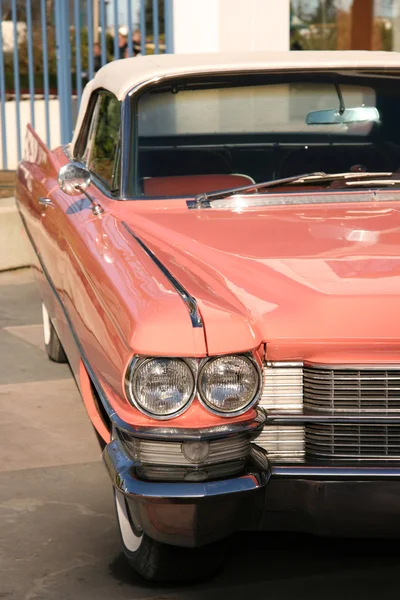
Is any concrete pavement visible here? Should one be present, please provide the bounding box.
[1,268,400,599]
[0,197,30,271]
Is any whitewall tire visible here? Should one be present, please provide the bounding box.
[114,488,144,553]
[113,487,226,582]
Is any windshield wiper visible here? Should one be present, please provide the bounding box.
[293,171,393,184]
[194,171,394,205]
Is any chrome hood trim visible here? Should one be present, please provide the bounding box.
[121,221,203,328]
[188,189,399,210]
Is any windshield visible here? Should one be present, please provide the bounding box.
[134,71,400,198]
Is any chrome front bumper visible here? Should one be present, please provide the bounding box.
[103,438,269,546]
[103,438,400,546]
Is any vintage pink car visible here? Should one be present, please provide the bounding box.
[16,50,400,581]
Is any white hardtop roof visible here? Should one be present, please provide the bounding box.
[71,51,400,150]
[92,50,400,100]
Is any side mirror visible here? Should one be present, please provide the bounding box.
[58,162,91,196]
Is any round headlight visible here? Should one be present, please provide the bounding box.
[126,358,195,418]
[198,355,261,416]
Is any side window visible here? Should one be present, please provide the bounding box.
[85,93,121,191]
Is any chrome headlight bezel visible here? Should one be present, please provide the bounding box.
[125,357,197,420]
[197,354,263,418]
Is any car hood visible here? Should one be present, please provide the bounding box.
[121,197,400,360]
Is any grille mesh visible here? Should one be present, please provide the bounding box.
[306,423,400,460]
[304,366,400,413]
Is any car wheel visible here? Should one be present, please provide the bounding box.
[113,488,226,582]
[42,302,67,363]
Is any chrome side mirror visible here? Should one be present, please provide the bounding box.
[58,162,91,196]
[58,161,103,215]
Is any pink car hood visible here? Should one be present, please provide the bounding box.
[122,197,400,360]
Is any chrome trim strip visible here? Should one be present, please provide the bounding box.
[121,221,203,328]
[304,362,400,370]
[117,408,266,441]
[120,94,131,198]
[190,191,393,210]
[17,209,264,441]
[266,361,304,368]
[266,413,400,424]
[272,465,400,478]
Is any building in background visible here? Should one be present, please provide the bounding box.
[170,0,400,54]
[290,0,400,52]
[3,0,400,171]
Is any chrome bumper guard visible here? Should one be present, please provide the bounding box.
[103,437,270,546]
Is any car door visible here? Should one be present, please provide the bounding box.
[15,127,64,326]
[39,92,121,361]
[38,174,72,343]
[57,92,122,376]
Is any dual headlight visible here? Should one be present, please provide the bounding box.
[125,355,262,419]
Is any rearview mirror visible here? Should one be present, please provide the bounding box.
[58,162,91,196]
[306,106,380,126]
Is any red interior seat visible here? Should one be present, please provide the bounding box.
[143,174,255,196]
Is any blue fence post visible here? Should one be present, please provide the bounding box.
[127,0,133,57]
[164,0,174,54]
[26,0,35,129]
[63,1,73,137]
[0,0,172,167]
[0,0,8,169]
[153,0,159,54]
[87,0,94,80]
[54,0,65,143]
[11,0,22,162]
[55,0,74,144]
[100,0,107,66]
[40,0,51,147]
[74,0,82,107]
[113,0,119,60]
[140,0,146,55]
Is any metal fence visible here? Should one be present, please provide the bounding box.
[0,0,171,170]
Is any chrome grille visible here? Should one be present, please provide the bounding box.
[256,426,304,461]
[306,423,400,460]
[257,363,400,463]
[256,364,304,460]
[304,366,400,413]
[261,364,303,411]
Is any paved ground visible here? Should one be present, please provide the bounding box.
[2,269,400,599]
